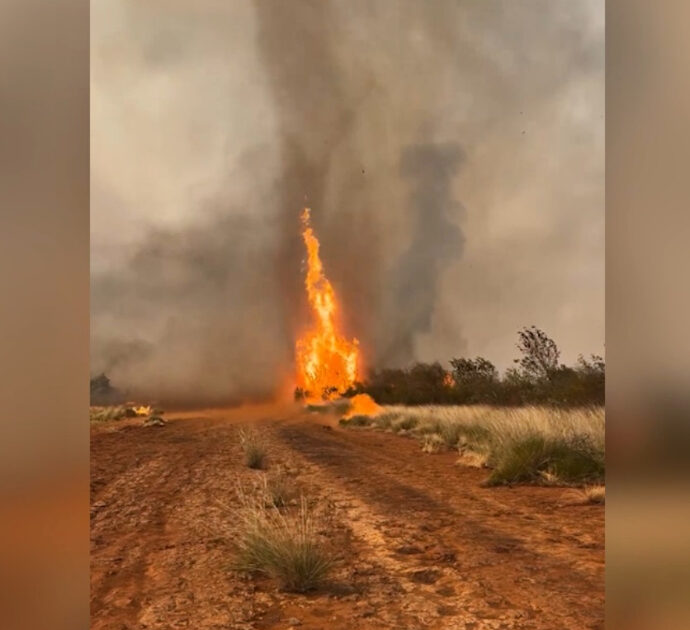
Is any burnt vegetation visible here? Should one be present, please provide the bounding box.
[348,326,604,407]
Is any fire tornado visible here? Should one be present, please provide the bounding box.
[295,208,360,400]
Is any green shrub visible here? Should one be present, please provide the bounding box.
[487,434,604,486]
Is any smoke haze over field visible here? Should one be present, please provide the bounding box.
[91,0,604,404]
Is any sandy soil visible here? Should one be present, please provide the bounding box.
[91,405,604,629]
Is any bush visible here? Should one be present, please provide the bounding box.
[561,485,605,505]
[372,413,395,430]
[89,405,128,422]
[421,433,445,453]
[486,434,604,486]
[338,415,371,427]
[262,468,296,508]
[355,327,604,407]
[238,428,268,469]
[441,421,493,450]
[90,373,123,406]
[393,416,418,432]
[234,496,333,592]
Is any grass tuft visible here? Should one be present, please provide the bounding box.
[561,484,605,505]
[339,404,605,487]
[338,415,371,427]
[421,433,445,453]
[584,484,606,503]
[238,428,268,469]
[233,495,333,592]
[262,468,296,508]
[89,405,129,422]
[392,415,418,432]
[487,434,604,486]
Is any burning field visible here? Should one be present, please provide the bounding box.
[91,1,604,628]
[90,210,604,630]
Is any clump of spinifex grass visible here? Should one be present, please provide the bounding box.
[485,433,604,486]
[238,427,268,469]
[560,484,606,505]
[89,405,139,422]
[233,494,333,592]
[338,414,371,427]
[262,467,296,508]
[339,404,605,487]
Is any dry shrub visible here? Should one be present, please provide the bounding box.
[421,433,445,453]
[456,451,489,468]
[342,404,604,487]
[561,485,605,505]
[372,412,396,430]
[262,467,296,508]
[233,494,333,592]
[392,415,418,433]
[338,414,371,427]
[89,405,129,422]
[486,433,604,486]
[584,484,606,503]
[238,427,268,469]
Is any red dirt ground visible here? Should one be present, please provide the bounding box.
[91,405,604,629]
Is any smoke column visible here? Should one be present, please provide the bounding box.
[90,0,604,405]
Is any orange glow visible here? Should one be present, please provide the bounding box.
[443,372,455,388]
[345,393,381,418]
[133,405,152,416]
[295,208,360,399]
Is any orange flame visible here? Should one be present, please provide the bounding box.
[345,393,381,418]
[295,208,359,399]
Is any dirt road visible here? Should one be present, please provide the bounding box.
[91,406,604,630]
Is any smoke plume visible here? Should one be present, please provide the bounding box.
[91,0,604,405]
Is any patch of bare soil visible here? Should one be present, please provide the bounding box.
[91,408,604,629]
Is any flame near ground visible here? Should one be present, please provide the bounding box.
[294,208,360,400]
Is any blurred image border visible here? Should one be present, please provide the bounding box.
[1,0,690,628]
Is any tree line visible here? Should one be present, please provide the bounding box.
[341,326,604,407]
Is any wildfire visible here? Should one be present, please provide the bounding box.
[295,208,360,399]
[345,393,382,418]
[133,405,152,417]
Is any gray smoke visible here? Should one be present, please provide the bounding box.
[91,0,604,405]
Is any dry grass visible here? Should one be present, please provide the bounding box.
[456,450,489,468]
[561,485,606,505]
[341,404,604,486]
[262,467,297,508]
[238,428,268,469]
[89,405,133,422]
[233,493,333,592]
[421,433,445,453]
[585,485,606,503]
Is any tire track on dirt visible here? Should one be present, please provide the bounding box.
[274,420,604,630]
[91,411,603,630]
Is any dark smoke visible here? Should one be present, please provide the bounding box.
[379,143,465,366]
[91,1,604,405]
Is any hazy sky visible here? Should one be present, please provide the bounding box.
[91,0,604,403]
